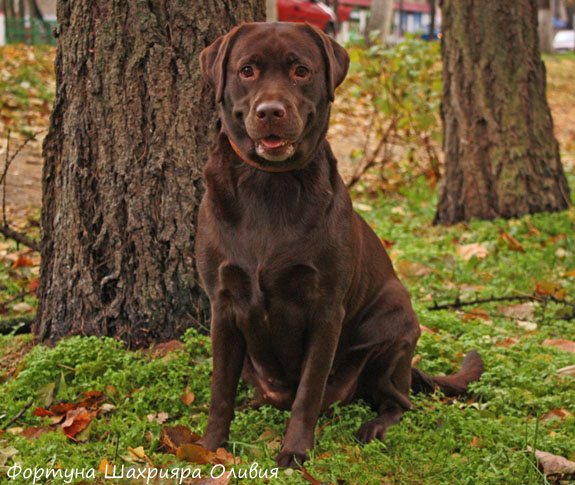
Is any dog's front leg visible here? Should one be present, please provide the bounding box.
[276,306,344,467]
[197,311,246,451]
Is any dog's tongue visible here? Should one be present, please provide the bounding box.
[261,136,284,149]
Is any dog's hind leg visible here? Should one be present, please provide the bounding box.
[356,335,417,443]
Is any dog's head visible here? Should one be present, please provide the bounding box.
[200,22,349,171]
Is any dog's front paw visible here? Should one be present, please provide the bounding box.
[356,418,388,443]
[195,435,221,452]
[276,448,309,468]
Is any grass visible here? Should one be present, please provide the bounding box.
[0,44,574,484]
[1,176,574,484]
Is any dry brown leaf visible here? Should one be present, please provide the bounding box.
[496,337,519,348]
[301,466,321,484]
[542,339,575,353]
[61,407,95,438]
[20,426,50,440]
[525,218,541,236]
[397,260,434,278]
[535,281,565,299]
[214,447,237,465]
[464,308,492,325]
[528,446,575,476]
[150,340,185,358]
[180,390,195,406]
[499,302,535,320]
[160,425,201,454]
[176,443,216,464]
[469,436,481,447]
[499,232,525,252]
[456,243,489,261]
[541,408,573,422]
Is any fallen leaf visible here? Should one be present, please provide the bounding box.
[11,255,35,268]
[499,302,535,320]
[61,408,95,438]
[464,308,492,325]
[32,407,54,417]
[469,436,481,447]
[496,337,519,348]
[541,408,573,422]
[419,325,435,334]
[214,447,237,465]
[545,234,566,245]
[380,238,394,249]
[160,425,201,454]
[499,232,525,252]
[12,302,34,314]
[176,443,216,464]
[301,466,321,484]
[456,243,489,261]
[397,260,434,278]
[555,248,569,259]
[150,340,185,358]
[542,339,575,353]
[528,446,575,476]
[128,446,146,460]
[516,320,538,331]
[0,444,19,466]
[525,218,541,236]
[20,426,50,439]
[535,281,566,299]
[180,390,195,406]
[146,411,168,424]
[98,459,113,475]
[353,202,372,212]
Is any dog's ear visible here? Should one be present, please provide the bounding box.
[305,24,350,102]
[200,25,244,104]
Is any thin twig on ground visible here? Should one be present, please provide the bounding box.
[1,399,33,430]
[429,293,575,320]
[0,130,44,252]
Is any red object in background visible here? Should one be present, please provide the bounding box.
[277,0,337,34]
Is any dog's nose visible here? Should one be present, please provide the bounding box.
[256,101,286,120]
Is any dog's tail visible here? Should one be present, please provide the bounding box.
[410,350,484,396]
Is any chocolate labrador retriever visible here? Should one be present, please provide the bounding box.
[196,22,483,467]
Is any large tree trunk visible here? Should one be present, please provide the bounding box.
[36,0,264,347]
[366,0,394,45]
[435,0,571,225]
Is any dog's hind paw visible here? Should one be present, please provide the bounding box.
[276,448,309,468]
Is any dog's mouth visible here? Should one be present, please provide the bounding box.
[255,135,296,162]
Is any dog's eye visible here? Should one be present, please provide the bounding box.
[294,66,310,78]
[240,66,255,78]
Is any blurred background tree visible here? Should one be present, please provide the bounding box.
[435,0,571,225]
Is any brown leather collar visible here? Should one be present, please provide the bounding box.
[227,135,289,173]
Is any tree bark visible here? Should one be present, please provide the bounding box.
[36,0,264,347]
[366,0,394,45]
[435,0,571,225]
